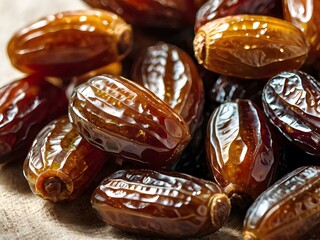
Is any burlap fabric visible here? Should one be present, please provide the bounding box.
[0,1,243,239]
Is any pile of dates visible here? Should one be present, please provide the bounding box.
[1,0,320,239]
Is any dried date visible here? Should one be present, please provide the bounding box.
[83,0,206,28]
[243,166,320,240]
[91,168,231,238]
[0,75,68,165]
[23,115,109,202]
[68,74,191,169]
[195,0,281,32]
[283,0,320,64]
[7,10,132,77]
[194,15,309,79]
[206,99,278,208]
[132,42,204,135]
[262,70,320,157]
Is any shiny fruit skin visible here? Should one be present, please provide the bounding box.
[262,70,320,157]
[194,15,309,79]
[7,9,132,77]
[283,0,320,64]
[23,115,109,202]
[132,42,204,136]
[91,168,231,238]
[0,75,68,165]
[83,0,206,28]
[68,74,191,169]
[243,166,320,240]
[206,99,278,208]
[195,0,281,32]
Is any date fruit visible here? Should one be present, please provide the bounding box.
[132,42,204,135]
[195,0,281,32]
[206,99,278,208]
[194,15,309,79]
[66,62,122,99]
[243,166,320,240]
[23,115,109,202]
[262,70,320,157]
[0,75,68,165]
[91,168,231,238]
[69,74,191,168]
[7,9,132,77]
[83,0,206,28]
[283,0,320,64]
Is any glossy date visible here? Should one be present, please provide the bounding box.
[206,99,278,208]
[262,70,320,157]
[194,15,309,79]
[23,115,109,202]
[7,9,132,77]
[132,42,204,136]
[83,0,206,28]
[243,166,320,240]
[91,169,231,238]
[195,0,281,32]
[68,74,191,168]
[283,0,320,64]
[0,75,68,165]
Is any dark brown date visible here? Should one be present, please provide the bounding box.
[83,0,206,28]
[262,70,320,157]
[69,74,191,169]
[7,10,132,77]
[91,169,231,238]
[194,15,309,79]
[23,115,109,202]
[132,42,204,136]
[195,0,281,32]
[243,166,320,240]
[283,0,320,64]
[206,99,278,208]
[0,75,68,165]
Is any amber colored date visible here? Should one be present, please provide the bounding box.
[132,42,204,135]
[83,0,206,28]
[194,15,309,79]
[243,166,320,240]
[91,169,231,238]
[206,99,278,208]
[0,75,68,165]
[7,10,132,77]
[23,115,109,202]
[262,70,320,157]
[69,74,191,169]
[283,0,320,64]
[66,62,122,99]
[195,0,281,32]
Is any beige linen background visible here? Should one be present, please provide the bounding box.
[0,1,243,239]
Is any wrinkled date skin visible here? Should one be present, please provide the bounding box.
[132,42,204,136]
[83,0,206,28]
[208,75,266,110]
[66,62,122,99]
[283,0,320,64]
[206,99,278,208]
[262,70,320,157]
[195,0,281,32]
[243,166,320,240]
[69,74,191,169]
[0,75,68,165]
[7,9,132,77]
[91,169,231,238]
[194,15,309,79]
[23,115,109,202]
